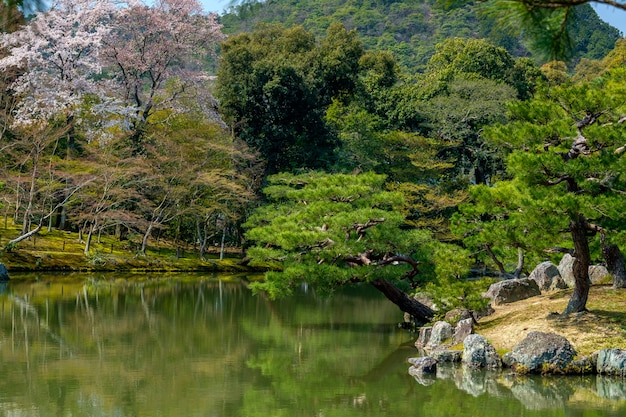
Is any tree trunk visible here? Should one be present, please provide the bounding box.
[140,223,154,256]
[370,278,434,323]
[563,216,591,314]
[84,223,95,255]
[603,243,626,288]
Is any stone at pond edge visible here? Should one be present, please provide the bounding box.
[505,331,577,373]
[484,278,541,306]
[528,261,567,291]
[596,349,626,376]
[415,326,432,349]
[462,334,502,369]
[426,321,453,350]
[408,356,438,386]
[453,318,473,345]
[430,349,462,363]
[0,263,9,281]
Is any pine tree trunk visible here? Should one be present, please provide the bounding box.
[563,216,591,314]
[603,243,626,288]
[370,278,434,323]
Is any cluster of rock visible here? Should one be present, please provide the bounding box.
[410,320,626,383]
[484,254,611,306]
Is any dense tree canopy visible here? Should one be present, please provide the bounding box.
[456,68,626,312]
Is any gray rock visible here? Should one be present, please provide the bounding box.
[589,265,610,285]
[484,278,541,306]
[558,254,576,287]
[414,326,432,349]
[529,261,567,291]
[596,348,626,376]
[430,349,462,363]
[408,356,438,386]
[453,318,473,345]
[0,263,8,281]
[426,321,453,349]
[462,334,502,369]
[505,332,577,373]
[444,307,473,325]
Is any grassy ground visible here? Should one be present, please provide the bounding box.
[0,217,256,273]
[476,285,626,356]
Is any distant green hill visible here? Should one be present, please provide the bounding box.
[219,0,620,71]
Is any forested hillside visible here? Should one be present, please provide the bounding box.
[1,0,625,318]
[219,0,620,70]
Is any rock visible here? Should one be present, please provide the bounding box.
[596,348,626,376]
[473,303,495,320]
[453,318,473,345]
[0,263,8,281]
[558,254,576,287]
[505,332,577,373]
[528,261,567,291]
[426,321,453,349]
[408,356,438,373]
[462,334,502,369]
[408,356,438,386]
[444,307,472,325]
[589,265,610,285]
[430,349,462,363]
[414,326,432,349]
[484,278,541,306]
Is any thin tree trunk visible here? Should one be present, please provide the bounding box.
[140,223,154,256]
[564,216,591,314]
[370,278,434,323]
[84,223,95,255]
[219,226,226,261]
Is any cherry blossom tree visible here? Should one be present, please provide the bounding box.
[0,0,225,139]
[0,0,115,127]
[100,0,225,153]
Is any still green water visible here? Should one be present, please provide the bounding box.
[0,273,625,417]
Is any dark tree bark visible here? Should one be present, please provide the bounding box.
[563,216,591,314]
[603,243,626,288]
[370,278,434,323]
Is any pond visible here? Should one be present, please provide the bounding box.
[0,273,625,417]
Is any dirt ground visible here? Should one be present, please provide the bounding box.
[476,285,626,356]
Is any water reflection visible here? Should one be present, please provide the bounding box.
[413,362,626,415]
[1,274,625,417]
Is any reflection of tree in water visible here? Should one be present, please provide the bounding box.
[0,277,263,416]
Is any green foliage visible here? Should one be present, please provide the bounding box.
[220,0,619,72]
[244,171,441,298]
[216,23,367,175]
[456,68,626,281]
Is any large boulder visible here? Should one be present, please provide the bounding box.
[0,263,8,282]
[426,321,453,349]
[430,349,462,363]
[528,261,567,291]
[502,332,577,373]
[557,254,576,287]
[462,334,502,369]
[596,349,626,376]
[589,265,611,285]
[484,278,541,306]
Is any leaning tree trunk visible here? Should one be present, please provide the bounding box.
[602,243,626,288]
[370,278,434,323]
[563,216,591,314]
